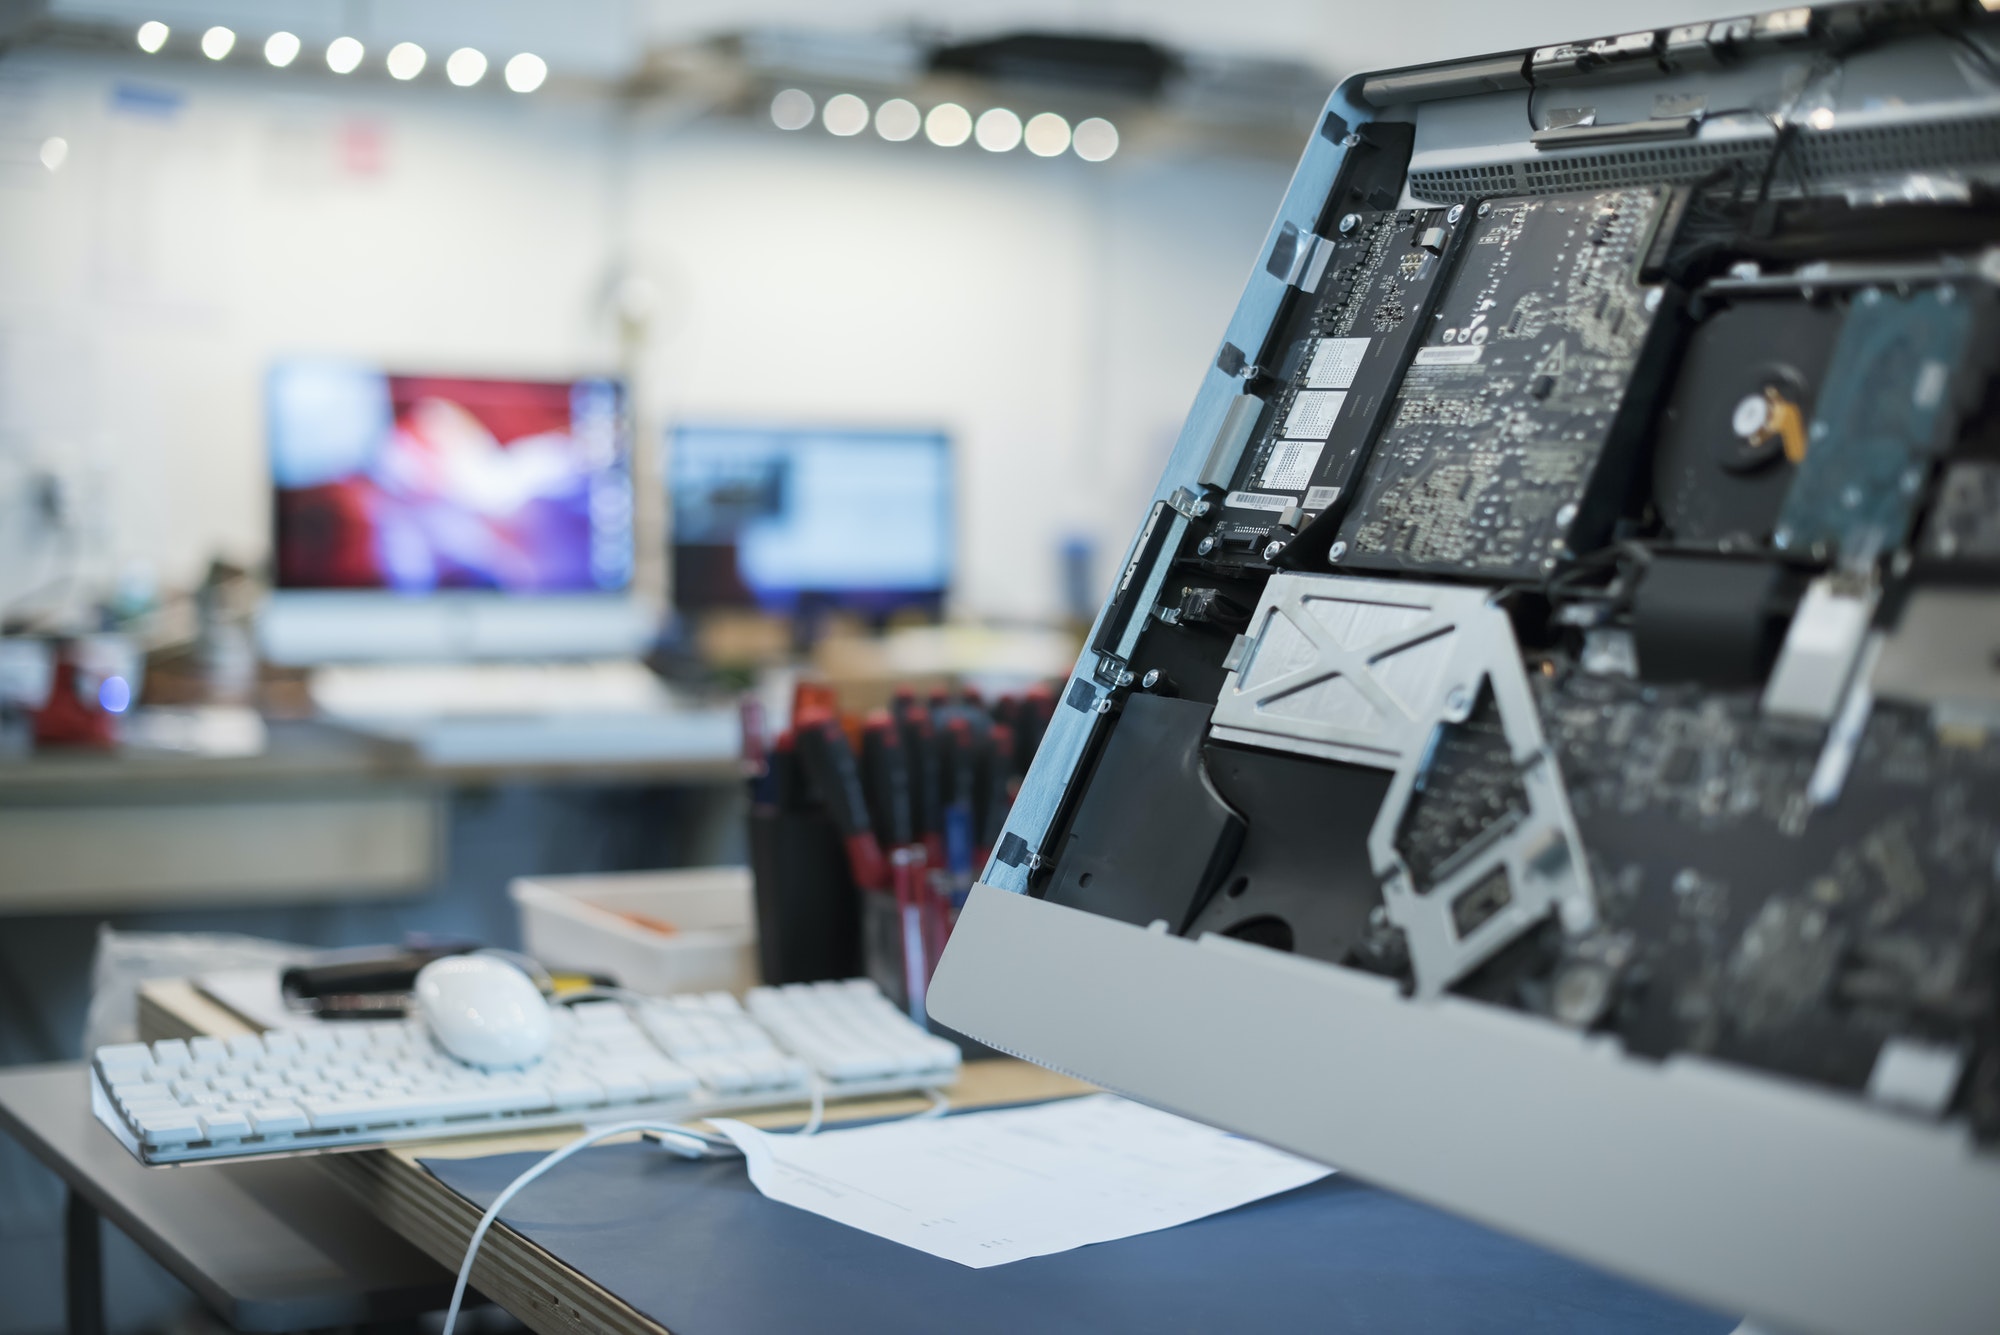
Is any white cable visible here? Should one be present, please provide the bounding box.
[440,1120,706,1335]
[799,1075,825,1136]
[441,1089,958,1333]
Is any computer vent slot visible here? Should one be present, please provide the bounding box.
[1409,113,2000,202]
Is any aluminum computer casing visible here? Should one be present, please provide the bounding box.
[930,8,2000,1334]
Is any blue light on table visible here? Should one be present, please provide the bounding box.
[98,675,131,713]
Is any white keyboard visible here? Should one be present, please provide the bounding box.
[311,659,672,718]
[92,980,961,1166]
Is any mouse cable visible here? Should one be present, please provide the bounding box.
[438,1087,953,1335]
[440,1119,708,1335]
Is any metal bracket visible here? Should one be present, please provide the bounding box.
[1208,572,1597,997]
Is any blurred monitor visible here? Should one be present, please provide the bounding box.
[261,362,649,663]
[670,424,952,619]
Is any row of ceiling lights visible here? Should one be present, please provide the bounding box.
[132,20,549,92]
[771,89,1119,161]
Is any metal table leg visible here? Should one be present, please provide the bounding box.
[65,1187,105,1335]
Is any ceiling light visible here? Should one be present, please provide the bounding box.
[1073,117,1119,162]
[264,32,300,67]
[136,21,169,53]
[771,88,814,130]
[200,26,235,60]
[386,42,426,81]
[924,102,972,148]
[823,93,868,137]
[875,98,920,142]
[327,37,364,74]
[504,53,547,93]
[446,48,487,87]
[1024,112,1071,158]
[39,136,67,172]
[975,108,1022,153]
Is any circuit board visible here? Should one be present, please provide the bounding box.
[1392,686,1527,891]
[1334,187,1671,580]
[1536,672,2000,1116]
[1775,284,1988,562]
[1922,460,2000,566]
[1209,208,1462,551]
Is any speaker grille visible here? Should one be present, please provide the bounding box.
[1408,113,2000,202]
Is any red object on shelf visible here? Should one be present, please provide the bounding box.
[32,647,115,750]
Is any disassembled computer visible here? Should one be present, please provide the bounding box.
[930,7,2000,1333]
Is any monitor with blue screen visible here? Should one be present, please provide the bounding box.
[669,425,952,618]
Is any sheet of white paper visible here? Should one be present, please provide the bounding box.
[710,1094,1332,1268]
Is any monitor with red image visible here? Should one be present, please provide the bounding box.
[269,362,632,594]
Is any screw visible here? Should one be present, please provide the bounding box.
[1342,133,1361,148]
[1644,288,1663,312]
[1141,668,1161,689]
[1447,204,1464,224]
[1263,540,1286,561]
[1328,540,1347,563]
[1092,698,1113,714]
[1115,668,1135,688]
[1445,685,1472,718]
[1478,200,1492,216]
[1339,213,1361,234]
[1193,499,1212,516]
[1197,535,1218,555]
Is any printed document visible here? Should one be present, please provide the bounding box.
[710,1093,1332,1268]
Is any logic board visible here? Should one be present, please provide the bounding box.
[1333,188,1674,581]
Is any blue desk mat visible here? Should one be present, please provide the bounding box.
[423,1136,1738,1335]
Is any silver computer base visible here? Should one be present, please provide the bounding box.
[929,884,2000,1335]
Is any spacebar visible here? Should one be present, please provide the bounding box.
[303,1084,554,1129]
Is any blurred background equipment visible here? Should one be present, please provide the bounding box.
[670,424,952,628]
[261,363,645,664]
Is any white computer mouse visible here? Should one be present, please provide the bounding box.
[414,955,553,1069]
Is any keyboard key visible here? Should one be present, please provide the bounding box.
[199,1110,254,1141]
[247,1104,309,1135]
[546,1076,606,1109]
[149,1040,192,1070]
[136,1110,204,1146]
[96,1043,154,1076]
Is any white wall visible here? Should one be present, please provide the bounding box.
[0,47,1293,625]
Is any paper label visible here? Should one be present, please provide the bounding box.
[1260,440,1324,492]
[1307,337,1370,390]
[1225,490,1293,512]
[1282,389,1346,439]
[1303,485,1341,510]
[1413,345,1484,366]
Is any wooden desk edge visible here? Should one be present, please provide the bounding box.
[137,979,1090,1335]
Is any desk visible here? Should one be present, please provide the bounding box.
[0,1062,456,1333]
[0,717,744,914]
[0,721,439,912]
[137,980,1092,1335]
